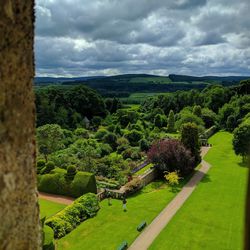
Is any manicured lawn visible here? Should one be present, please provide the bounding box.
[39,198,66,218]
[150,132,248,250]
[57,180,185,250]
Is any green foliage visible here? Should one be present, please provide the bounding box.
[167,110,175,132]
[139,138,150,152]
[35,85,107,128]
[74,128,89,139]
[41,161,55,174]
[154,114,167,128]
[176,110,205,131]
[95,128,109,140]
[46,193,99,238]
[218,103,238,129]
[70,172,97,197]
[193,105,202,117]
[233,118,250,160]
[103,132,118,150]
[201,108,217,128]
[37,124,65,161]
[124,129,143,146]
[91,116,102,128]
[37,160,46,174]
[65,166,77,181]
[181,122,201,164]
[43,225,55,250]
[38,171,97,198]
[95,154,128,180]
[203,85,231,112]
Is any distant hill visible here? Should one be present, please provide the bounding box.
[34,76,106,84]
[34,73,250,97]
[169,74,250,85]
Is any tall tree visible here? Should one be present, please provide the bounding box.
[233,119,250,162]
[0,0,41,248]
[37,124,65,161]
[181,122,201,164]
[167,110,175,132]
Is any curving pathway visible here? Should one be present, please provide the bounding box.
[129,147,211,250]
[39,192,74,205]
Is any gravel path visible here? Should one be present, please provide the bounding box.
[129,147,211,250]
[39,192,74,205]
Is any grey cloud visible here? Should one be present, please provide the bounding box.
[35,0,250,76]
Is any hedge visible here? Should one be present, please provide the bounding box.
[43,225,55,250]
[38,170,97,198]
[45,193,99,238]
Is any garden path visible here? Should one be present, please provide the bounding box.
[39,192,74,205]
[129,146,211,250]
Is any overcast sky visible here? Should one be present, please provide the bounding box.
[35,0,250,77]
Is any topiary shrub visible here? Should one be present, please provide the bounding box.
[38,171,97,198]
[38,173,69,195]
[41,161,55,174]
[70,172,97,197]
[45,193,99,238]
[65,165,77,182]
[37,159,46,174]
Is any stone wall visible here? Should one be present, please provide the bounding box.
[0,1,41,249]
[140,168,158,187]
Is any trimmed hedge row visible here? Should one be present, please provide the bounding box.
[46,193,99,238]
[38,170,97,198]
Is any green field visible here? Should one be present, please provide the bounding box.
[129,76,172,84]
[120,92,167,104]
[39,198,66,218]
[57,180,186,250]
[150,132,248,250]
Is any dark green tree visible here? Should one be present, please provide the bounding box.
[167,110,175,132]
[181,122,201,164]
[233,119,250,162]
[193,105,202,117]
[37,124,65,161]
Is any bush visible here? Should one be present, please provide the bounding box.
[124,130,143,146]
[95,128,108,140]
[38,171,97,198]
[37,160,46,174]
[43,225,55,250]
[74,128,89,139]
[147,139,195,176]
[65,165,77,181]
[46,193,99,238]
[123,177,142,195]
[71,172,97,197]
[139,138,150,152]
[103,132,118,150]
[41,161,55,174]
